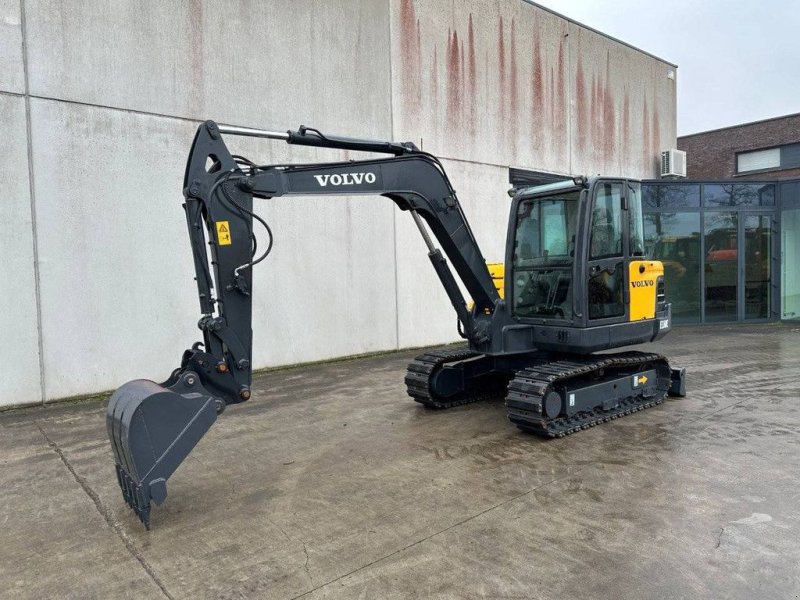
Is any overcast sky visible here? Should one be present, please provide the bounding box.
[534,0,800,136]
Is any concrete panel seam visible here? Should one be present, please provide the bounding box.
[11,95,546,175]
[567,25,573,175]
[19,0,45,405]
[22,92,204,126]
[34,422,174,599]
[391,206,399,351]
[388,0,399,350]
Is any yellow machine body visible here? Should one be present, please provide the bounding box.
[628,260,664,321]
[487,262,505,299]
[469,262,504,311]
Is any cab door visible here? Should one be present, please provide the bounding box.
[586,181,628,324]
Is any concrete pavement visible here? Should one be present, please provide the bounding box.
[1,323,799,599]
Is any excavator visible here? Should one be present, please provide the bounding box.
[107,121,686,527]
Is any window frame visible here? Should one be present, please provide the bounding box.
[508,190,582,326]
[735,143,800,176]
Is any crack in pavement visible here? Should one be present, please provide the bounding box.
[267,517,313,587]
[301,541,313,586]
[715,527,725,549]
[35,422,175,600]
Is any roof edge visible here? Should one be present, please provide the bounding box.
[679,112,800,139]
[523,1,678,68]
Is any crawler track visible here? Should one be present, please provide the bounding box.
[505,351,672,437]
[405,346,506,408]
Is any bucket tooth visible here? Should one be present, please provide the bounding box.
[106,375,218,528]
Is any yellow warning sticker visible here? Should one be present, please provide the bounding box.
[216,221,232,246]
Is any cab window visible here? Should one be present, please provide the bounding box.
[590,184,624,259]
[512,193,579,319]
[628,182,645,257]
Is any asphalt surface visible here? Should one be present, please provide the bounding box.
[1,323,799,599]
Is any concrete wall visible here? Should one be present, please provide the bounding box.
[390,0,676,178]
[0,0,676,407]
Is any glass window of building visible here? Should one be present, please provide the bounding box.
[744,214,772,319]
[643,184,701,209]
[782,207,800,320]
[704,212,739,322]
[644,212,701,323]
[640,180,797,324]
[703,184,775,207]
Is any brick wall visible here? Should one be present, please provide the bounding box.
[678,113,800,179]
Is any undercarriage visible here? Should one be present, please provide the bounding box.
[406,346,685,437]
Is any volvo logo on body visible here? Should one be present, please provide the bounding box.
[313,172,377,187]
[631,280,654,288]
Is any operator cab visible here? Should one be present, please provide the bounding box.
[505,177,670,352]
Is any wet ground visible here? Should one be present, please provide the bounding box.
[1,323,799,599]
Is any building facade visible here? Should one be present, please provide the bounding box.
[648,113,800,326]
[0,0,677,407]
[678,113,800,179]
[642,178,800,324]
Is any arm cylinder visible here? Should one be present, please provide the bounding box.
[216,124,290,140]
[215,122,416,156]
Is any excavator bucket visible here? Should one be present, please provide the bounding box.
[106,376,218,528]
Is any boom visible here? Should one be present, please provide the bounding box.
[184,121,501,402]
[107,121,502,526]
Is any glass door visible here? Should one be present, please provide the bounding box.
[782,209,800,320]
[742,213,773,320]
[704,212,738,322]
[587,182,627,322]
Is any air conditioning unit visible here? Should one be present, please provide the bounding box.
[660,149,687,178]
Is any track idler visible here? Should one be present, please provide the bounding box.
[106,370,221,528]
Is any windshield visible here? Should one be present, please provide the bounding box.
[512,192,579,319]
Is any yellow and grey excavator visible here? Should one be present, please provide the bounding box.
[107,121,686,527]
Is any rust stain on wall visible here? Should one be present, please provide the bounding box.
[554,34,567,154]
[399,0,421,120]
[509,18,518,154]
[393,3,669,173]
[446,28,462,129]
[603,52,616,164]
[590,73,598,158]
[642,96,651,170]
[581,53,618,170]
[189,0,205,114]
[498,17,506,126]
[575,56,587,154]
[622,88,630,163]
[430,43,438,109]
[460,37,466,107]
[652,104,661,166]
[531,27,544,150]
[467,14,476,139]
[548,66,556,156]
